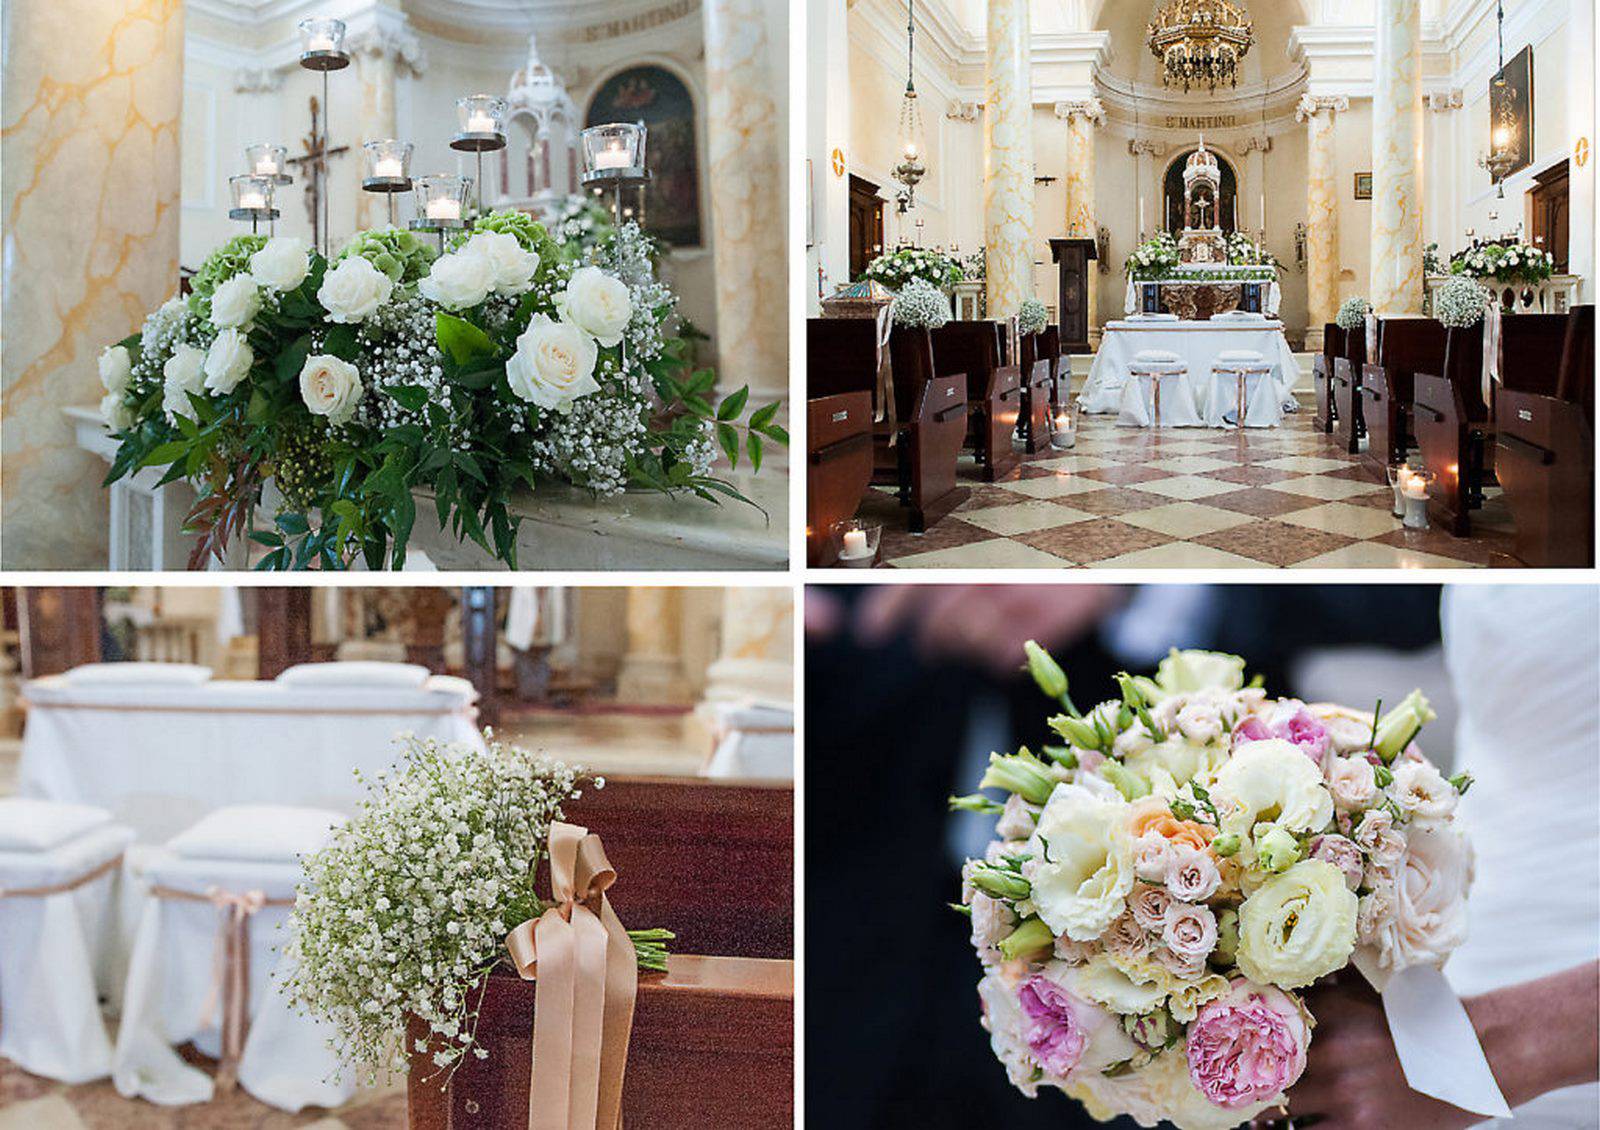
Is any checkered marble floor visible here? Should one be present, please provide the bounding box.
[865,402,1516,569]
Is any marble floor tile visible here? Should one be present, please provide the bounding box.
[1130,476,1242,501]
[1026,453,1116,473]
[890,539,1072,569]
[1201,486,1324,518]
[879,516,995,560]
[957,500,1096,536]
[1279,501,1404,539]
[1013,518,1172,564]
[1199,464,1305,486]
[1058,488,1172,517]
[1088,542,1263,569]
[995,474,1114,500]
[1195,520,1358,566]
[1115,501,1256,539]
[1262,476,1390,502]
[1290,542,1486,569]
[1079,465,1176,486]
[0,1096,81,1130]
[1142,455,1239,475]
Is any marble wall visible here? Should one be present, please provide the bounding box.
[1370,0,1425,315]
[982,0,1036,318]
[2,0,183,569]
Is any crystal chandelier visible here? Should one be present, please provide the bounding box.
[1148,0,1254,92]
[892,0,926,212]
[1482,0,1521,197]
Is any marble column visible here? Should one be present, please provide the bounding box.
[1055,98,1103,330]
[1,0,183,569]
[703,0,787,398]
[1569,0,1595,300]
[353,23,424,230]
[983,0,1036,317]
[1298,94,1348,344]
[617,588,691,704]
[1370,0,1425,315]
[700,587,793,706]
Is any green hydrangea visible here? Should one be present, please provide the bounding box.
[336,227,438,285]
[191,234,267,300]
[451,209,560,269]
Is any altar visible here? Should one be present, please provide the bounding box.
[1079,317,1299,416]
[1124,267,1282,320]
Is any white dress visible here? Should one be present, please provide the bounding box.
[1441,585,1600,1128]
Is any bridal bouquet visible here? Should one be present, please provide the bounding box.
[97,212,784,569]
[952,646,1474,1130]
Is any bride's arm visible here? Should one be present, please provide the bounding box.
[1281,961,1598,1128]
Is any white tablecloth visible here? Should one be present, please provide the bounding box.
[1080,318,1298,415]
[1124,276,1283,317]
[19,678,483,843]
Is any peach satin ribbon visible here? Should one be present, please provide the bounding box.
[503,822,638,1130]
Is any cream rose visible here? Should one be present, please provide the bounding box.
[298,353,363,426]
[99,345,132,394]
[462,231,539,295]
[1326,755,1378,810]
[162,344,207,419]
[506,314,600,414]
[558,265,632,347]
[318,256,393,323]
[203,328,253,394]
[1372,826,1472,970]
[210,274,261,330]
[1027,785,1135,941]
[1389,760,1458,826]
[100,391,133,432]
[419,249,495,311]
[1236,860,1358,989]
[249,236,311,292]
[1211,739,1334,838]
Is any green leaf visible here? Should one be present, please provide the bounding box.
[276,333,312,384]
[139,441,190,468]
[748,401,779,430]
[759,423,789,446]
[435,313,498,367]
[323,323,360,362]
[748,431,764,472]
[454,451,486,484]
[383,384,430,412]
[715,385,749,421]
[683,394,714,418]
[452,362,503,390]
[246,388,272,423]
[715,422,740,467]
[276,511,310,536]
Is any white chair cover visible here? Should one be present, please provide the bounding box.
[1133,349,1183,364]
[113,841,353,1111]
[1205,364,1284,428]
[703,701,795,779]
[1119,366,1203,427]
[0,821,134,1083]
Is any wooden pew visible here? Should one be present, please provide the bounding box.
[886,326,969,532]
[407,956,794,1130]
[1018,332,1054,453]
[1332,325,1368,454]
[1412,324,1487,536]
[1360,317,1447,478]
[1040,324,1065,410]
[564,774,794,960]
[1495,307,1595,567]
[1313,324,1343,433]
[929,321,1022,481]
[806,392,873,567]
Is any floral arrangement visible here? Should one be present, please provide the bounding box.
[892,278,953,329]
[953,645,1472,1130]
[1224,231,1280,273]
[1125,233,1181,281]
[1423,241,1446,277]
[1448,235,1554,286]
[861,246,965,291]
[1334,296,1372,331]
[1017,297,1049,337]
[549,193,616,252]
[1432,276,1491,329]
[283,732,671,1083]
[97,213,784,569]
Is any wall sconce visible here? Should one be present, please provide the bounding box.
[1294,222,1308,272]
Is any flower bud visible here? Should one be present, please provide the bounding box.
[979,750,1056,806]
[1210,833,1241,858]
[997,916,1055,961]
[1050,714,1104,751]
[971,866,1031,901]
[1254,824,1301,873]
[1023,640,1069,701]
[1100,760,1151,801]
[1373,690,1437,761]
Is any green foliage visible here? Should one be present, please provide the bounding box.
[191,234,268,300]
[336,227,438,284]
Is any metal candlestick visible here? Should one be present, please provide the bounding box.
[298,22,349,257]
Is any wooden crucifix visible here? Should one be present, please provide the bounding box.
[286,95,349,252]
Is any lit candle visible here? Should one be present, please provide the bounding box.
[307,32,335,52]
[238,191,267,210]
[841,529,869,558]
[426,197,461,221]
[467,112,496,134]
[1403,475,1429,501]
[374,157,404,178]
[595,143,629,170]
[254,157,278,176]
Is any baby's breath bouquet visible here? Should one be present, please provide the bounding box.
[1018,297,1049,337]
[1334,296,1372,331]
[1432,276,1490,329]
[892,278,953,329]
[282,733,669,1083]
[862,245,965,291]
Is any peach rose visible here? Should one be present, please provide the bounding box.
[1127,798,1215,853]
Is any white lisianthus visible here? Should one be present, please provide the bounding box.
[1026,784,1135,942]
[1389,759,1458,826]
[1154,648,1247,695]
[558,265,633,347]
[1210,739,1334,837]
[1062,954,1168,1016]
[462,231,539,295]
[210,274,261,330]
[100,391,133,432]
[298,353,363,425]
[506,314,600,414]
[162,344,207,419]
[420,249,496,311]
[318,255,394,323]
[1236,860,1358,989]
[99,345,132,394]
[203,328,254,394]
[249,236,311,292]
[1372,826,1472,970]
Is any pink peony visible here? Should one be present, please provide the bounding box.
[1186,979,1310,1109]
[1230,717,1272,747]
[1018,976,1092,1077]
[1278,707,1330,762]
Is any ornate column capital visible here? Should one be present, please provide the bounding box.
[946,99,980,121]
[1128,137,1165,157]
[1053,97,1105,126]
[350,24,427,78]
[1425,89,1464,112]
[1294,93,1349,122]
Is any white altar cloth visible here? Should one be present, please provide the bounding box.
[1080,319,1298,416]
[18,677,482,843]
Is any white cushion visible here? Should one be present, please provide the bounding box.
[1216,349,1266,362]
[276,661,430,689]
[63,663,211,687]
[168,805,345,863]
[1134,349,1183,363]
[0,799,113,851]
[1131,361,1188,375]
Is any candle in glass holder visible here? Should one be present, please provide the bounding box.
[467,112,495,134]
[595,143,629,170]
[1403,474,1429,501]
[374,156,404,178]
[238,190,267,210]
[426,197,461,221]
[841,529,868,557]
[254,156,278,175]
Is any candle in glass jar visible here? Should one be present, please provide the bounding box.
[373,157,404,178]
[595,144,629,170]
[254,157,278,176]
[426,197,461,221]
[307,32,335,52]
[841,529,869,558]
[1403,475,1429,500]
[467,112,496,134]
[238,191,267,210]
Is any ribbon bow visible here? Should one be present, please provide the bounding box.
[204,886,268,1091]
[504,822,638,1130]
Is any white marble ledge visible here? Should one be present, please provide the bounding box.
[69,405,788,571]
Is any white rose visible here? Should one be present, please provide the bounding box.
[318,256,394,323]
[1132,831,1174,883]
[1211,739,1334,837]
[298,353,363,426]
[1372,826,1472,970]
[1175,701,1225,745]
[558,265,632,347]
[162,344,207,419]
[210,274,261,330]
[419,250,494,311]
[1389,759,1457,826]
[203,328,253,394]
[249,236,311,292]
[100,391,133,432]
[506,313,600,414]
[1027,784,1134,942]
[1326,755,1378,810]
[462,231,540,295]
[99,345,132,394]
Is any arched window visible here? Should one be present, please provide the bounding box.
[586,65,701,247]
[1162,150,1239,234]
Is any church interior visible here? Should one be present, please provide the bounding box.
[806,0,1595,570]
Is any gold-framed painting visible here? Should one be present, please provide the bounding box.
[1354,172,1373,200]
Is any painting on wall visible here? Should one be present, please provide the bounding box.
[1353,172,1373,200]
[586,65,702,248]
[1490,44,1534,180]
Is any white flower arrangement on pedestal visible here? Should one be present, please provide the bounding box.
[1018,297,1049,336]
[862,246,966,291]
[1335,296,1372,331]
[1433,276,1491,329]
[891,278,953,329]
